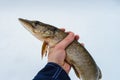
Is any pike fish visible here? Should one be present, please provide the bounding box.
[18,18,102,80]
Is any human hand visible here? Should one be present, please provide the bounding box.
[48,31,80,73]
[47,27,84,74]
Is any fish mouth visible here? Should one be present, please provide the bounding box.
[18,18,34,33]
[19,18,32,26]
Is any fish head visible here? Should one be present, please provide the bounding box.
[19,18,57,41]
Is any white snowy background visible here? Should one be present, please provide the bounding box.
[0,0,120,80]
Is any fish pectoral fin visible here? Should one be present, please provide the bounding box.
[41,41,49,58]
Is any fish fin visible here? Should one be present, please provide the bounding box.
[72,65,81,78]
[41,41,48,58]
[98,67,102,79]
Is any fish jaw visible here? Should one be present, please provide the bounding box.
[19,18,35,34]
[18,18,47,41]
[18,18,58,42]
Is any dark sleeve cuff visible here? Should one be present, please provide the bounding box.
[33,62,70,80]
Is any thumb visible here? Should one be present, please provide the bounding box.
[62,62,71,74]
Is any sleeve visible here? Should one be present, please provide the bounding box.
[33,62,71,80]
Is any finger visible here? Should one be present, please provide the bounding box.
[62,62,71,74]
[59,28,65,32]
[75,35,79,40]
[66,31,79,40]
[66,31,71,34]
[56,32,75,49]
[81,43,85,46]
